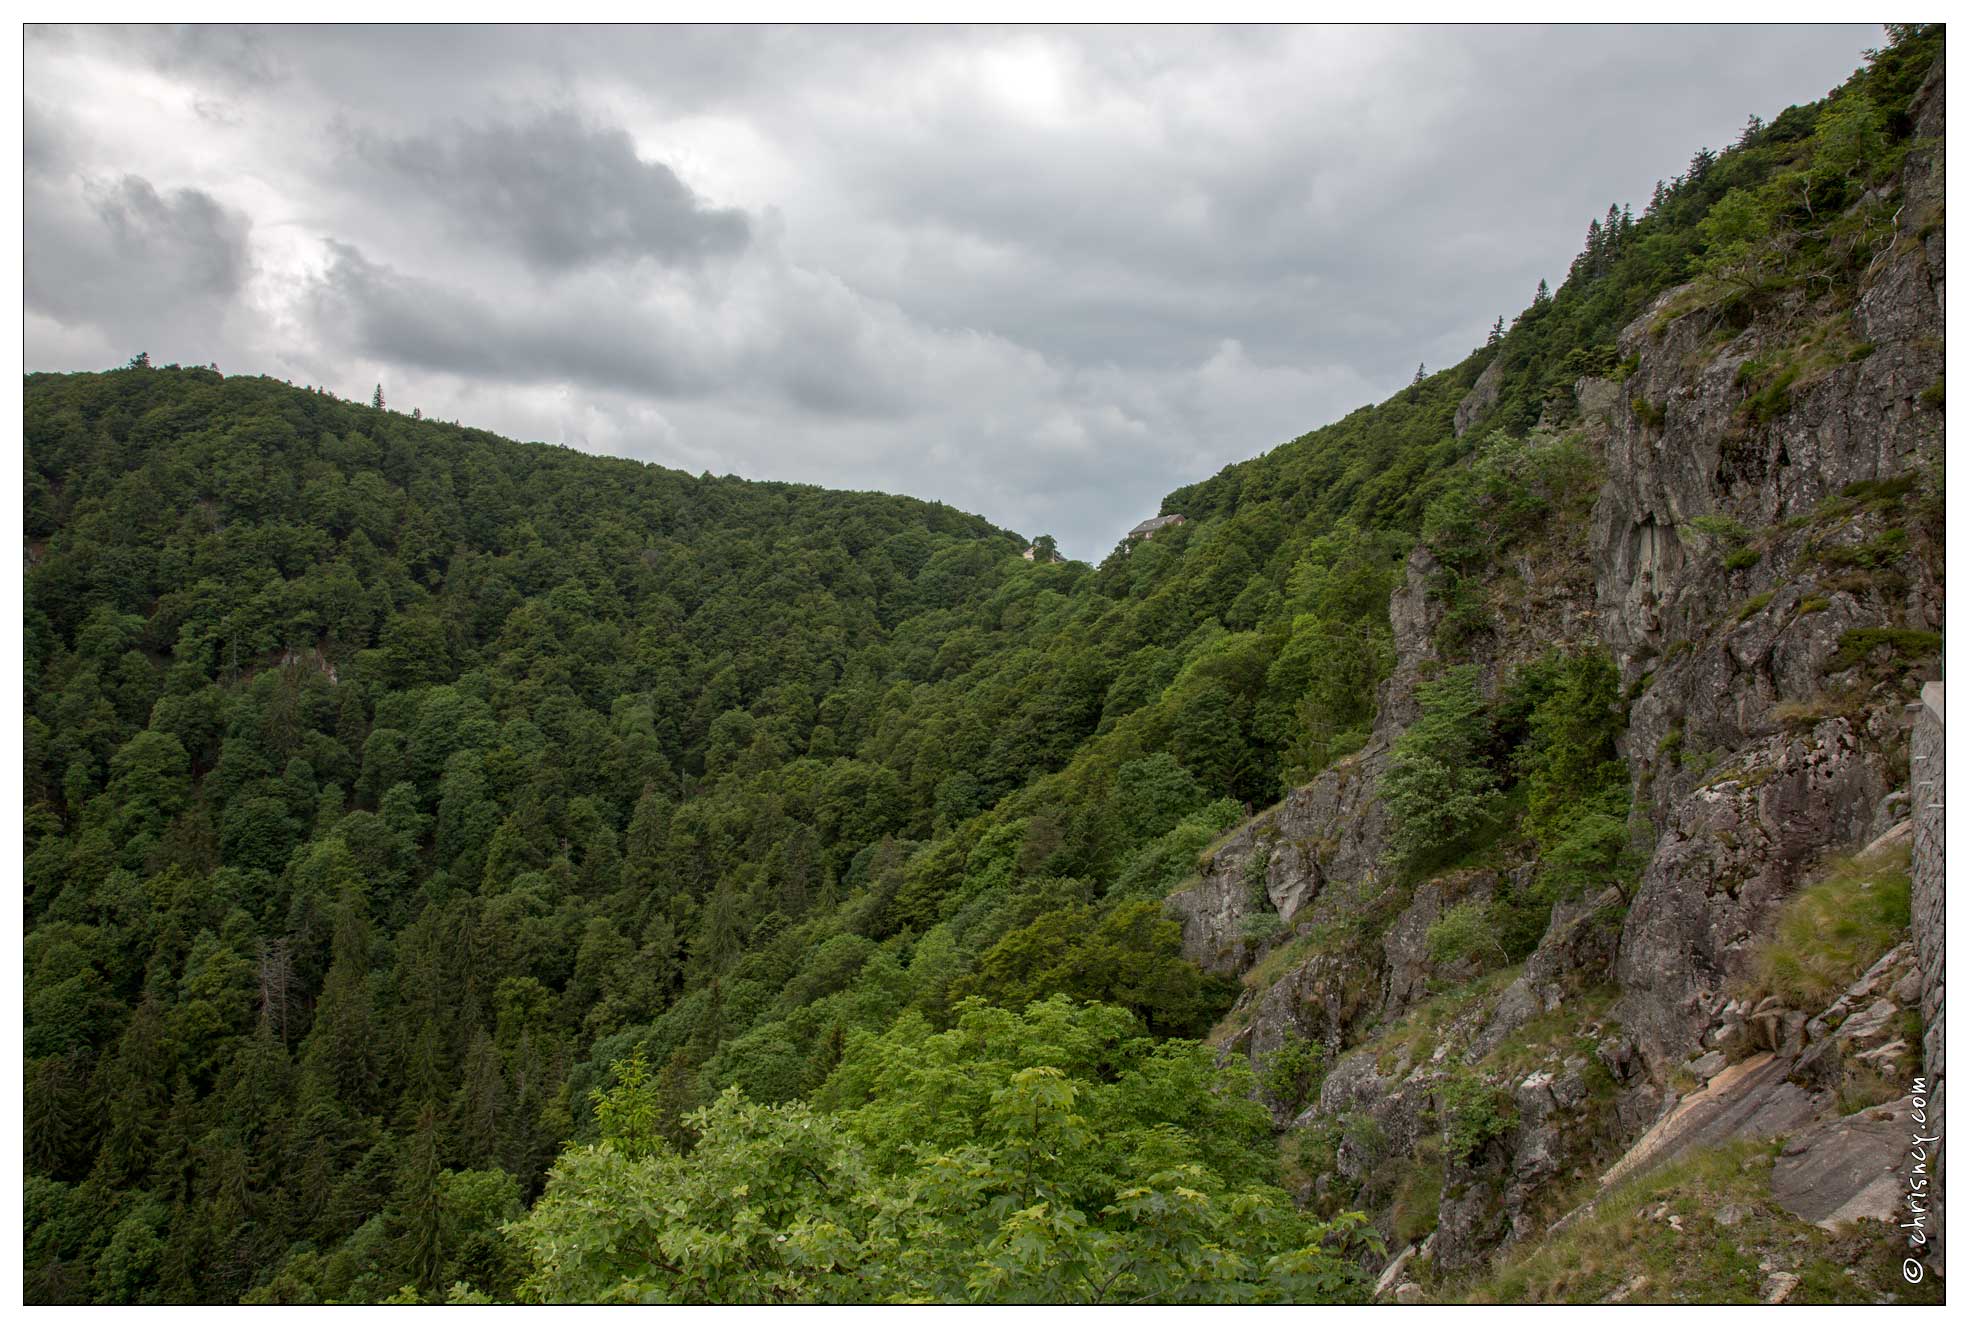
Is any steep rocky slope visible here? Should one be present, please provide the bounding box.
[1168,52,1945,1297]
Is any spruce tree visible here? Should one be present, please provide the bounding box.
[24,1054,84,1176]
[395,1104,446,1295]
[450,1027,504,1161]
[299,885,379,1115]
[102,993,172,1184]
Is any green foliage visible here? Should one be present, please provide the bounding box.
[950,901,1234,1037]
[1256,1031,1327,1119]
[588,1048,666,1158]
[510,1001,1377,1303]
[1242,843,1273,912]
[1239,911,1285,944]
[1380,666,1500,873]
[1516,651,1625,845]
[1824,627,1942,672]
[1424,899,1510,970]
[1686,514,1751,544]
[1423,432,1601,572]
[1418,431,1600,656]
[1734,591,1776,621]
[1742,364,1800,424]
[1811,526,1909,570]
[1537,791,1639,906]
[1105,799,1244,902]
[1513,650,1636,909]
[1440,1071,1518,1166]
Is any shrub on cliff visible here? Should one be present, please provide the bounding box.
[1380,665,1502,873]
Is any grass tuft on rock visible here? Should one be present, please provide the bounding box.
[1744,842,1911,1011]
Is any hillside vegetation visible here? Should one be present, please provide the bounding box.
[21,24,1943,1304]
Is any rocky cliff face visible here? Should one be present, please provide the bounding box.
[1165,55,1945,1290]
[1600,57,1945,1077]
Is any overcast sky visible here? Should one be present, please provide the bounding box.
[24,24,1882,558]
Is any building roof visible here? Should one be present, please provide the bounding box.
[1127,513,1186,538]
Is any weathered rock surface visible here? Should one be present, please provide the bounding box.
[1760,1271,1802,1304]
[1771,1099,1917,1229]
[1167,745,1390,978]
[1613,720,1894,1070]
[1598,1053,1821,1194]
[1594,52,1945,1079]
[1372,1245,1415,1298]
[1468,887,1622,1063]
[1453,356,1505,438]
[1551,925,1923,1245]
[1378,871,1495,1020]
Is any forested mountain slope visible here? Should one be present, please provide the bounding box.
[23,25,1943,1305]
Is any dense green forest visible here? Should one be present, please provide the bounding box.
[22,25,1941,1304]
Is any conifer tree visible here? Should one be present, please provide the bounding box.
[451,1027,505,1160]
[102,993,172,1183]
[692,879,744,980]
[24,1054,85,1176]
[299,886,379,1115]
[395,1104,447,1294]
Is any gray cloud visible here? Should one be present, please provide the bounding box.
[26,173,250,345]
[306,240,695,392]
[351,112,749,272]
[22,23,1886,557]
[307,240,932,420]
